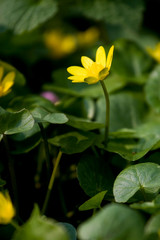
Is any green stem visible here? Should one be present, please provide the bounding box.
[99,80,110,146]
[41,151,63,215]
[38,122,51,174]
[3,134,19,219]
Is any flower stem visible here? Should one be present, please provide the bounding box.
[99,80,110,146]
[3,134,19,219]
[38,122,51,174]
[41,151,63,215]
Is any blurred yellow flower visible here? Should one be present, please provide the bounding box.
[67,45,114,84]
[77,27,100,47]
[147,42,160,63]
[0,67,15,97]
[44,30,77,58]
[0,192,15,224]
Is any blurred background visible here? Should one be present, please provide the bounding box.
[1,0,160,235]
[0,0,160,94]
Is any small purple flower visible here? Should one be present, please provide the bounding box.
[40,91,59,104]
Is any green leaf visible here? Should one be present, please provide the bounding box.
[112,40,152,78]
[77,203,144,240]
[0,107,34,135]
[12,205,69,240]
[130,195,160,214]
[113,163,160,203]
[79,190,107,211]
[49,131,97,154]
[0,0,58,34]
[100,121,160,161]
[10,123,41,154]
[67,115,104,131]
[72,0,144,33]
[145,213,160,240]
[77,154,114,197]
[145,65,160,113]
[30,107,68,124]
[96,92,146,132]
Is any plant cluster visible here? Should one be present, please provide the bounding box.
[1,0,160,239]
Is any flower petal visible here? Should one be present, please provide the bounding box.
[81,56,93,69]
[68,75,84,82]
[0,67,4,82]
[2,72,15,92]
[67,66,87,76]
[106,45,114,71]
[96,46,106,67]
[84,77,98,84]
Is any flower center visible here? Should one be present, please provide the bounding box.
[86,62,104,78]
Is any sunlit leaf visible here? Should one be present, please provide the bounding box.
[113,163,160,203]
[79,190,107,211]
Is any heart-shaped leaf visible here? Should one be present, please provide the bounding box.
[113,163,160,203]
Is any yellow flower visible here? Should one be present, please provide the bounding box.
[147,42,160,63]
[44,30,77,58]
[77,27,100,47]
[67,45,114,84]
[0,192,15,224]
[0,66,15,97]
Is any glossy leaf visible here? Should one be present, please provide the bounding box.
[0,0,57,34]
[0,107,34,135]
[113,163,160,203]
[30,107,68,124]
[77,203,144,240]
[79,190,107,211]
